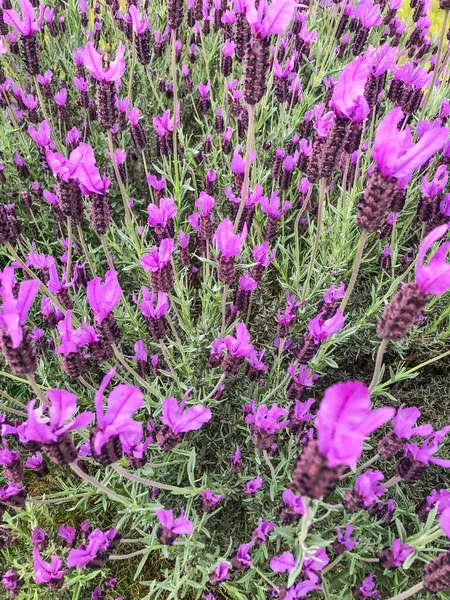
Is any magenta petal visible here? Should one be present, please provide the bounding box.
[174,405,212,434]
[270,551,297,574]
[261,0,296,36]
[83,41,104,80]
[155,509,174,529]
[172,516,194,535]
[103,384,143,428]
[46,389,77,429]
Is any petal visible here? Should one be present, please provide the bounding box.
[103,384,143,428]
[46,389,78,429]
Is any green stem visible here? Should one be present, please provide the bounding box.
[0,402,26,417]
[26,374,49,407]
[340,229,369,313]
[109,549,147,560]
[233,105,255,233]
[420,9,449,120]
[66,218,73,282]
[202,373,226,402]
[385,582,424,600]
[76,224,96,277]
[171,29,180,198]
[221,284,229,331]
[111,463,201,495]
[69,462,130,505]
[101,235,115,271]
[302,178,326,297]
[369,339,389,393]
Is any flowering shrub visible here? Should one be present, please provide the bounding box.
[1,0,450,599]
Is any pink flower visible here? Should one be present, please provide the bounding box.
[260,190,290,218]
[317,381,395,467]
[415,224,450,296]
[0,268,40,348]
[223,323,254,357]
[288,366,318,392]
[323,282,345,303]
[86,270,122,323]
[336,524,357,551]
[28,120,53,149]
[147,197,177,227]
[330,57,370,121]
[127,107,141,127]
[71,143,111,195]
[160,391,212,434]
[245,0,296,38]
[354,470,385,506]
[54,88,67,107]
[245,403,289,434]
[253,242,275,266]
[4,0,44,36]
[308,310,344,343]
[195,191,215,216]
[372,108,449,188]
[244,475,263,495]
[92,368,144,455]
[392,406,432,439]
[213,219,247,258]
[141,238,175,272]
[155,509,193,535]
[67,530,111,568]
[83,41,126,82]
[138,288,169,319]
[33,548,66,585]
[404,427,450,468]
[128,5,149,33]
[282,489,305,514]
[20,390,93,444]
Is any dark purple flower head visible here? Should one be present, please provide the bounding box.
[0,267,40,348]
[92,368,143,455]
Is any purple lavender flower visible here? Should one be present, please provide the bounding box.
[155,509,193,545]
[333,524,357,554]
[200,489,225,512]
[209,562,230,586]
[379,539,414,569]
[67,529,111,568]
[33,548,66,587]
[252,518,275,545]
[91,368,143,465]
[244,475,263,495]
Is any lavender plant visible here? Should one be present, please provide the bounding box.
[0,0,450,598]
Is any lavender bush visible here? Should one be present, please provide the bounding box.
[0,0,450,598]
